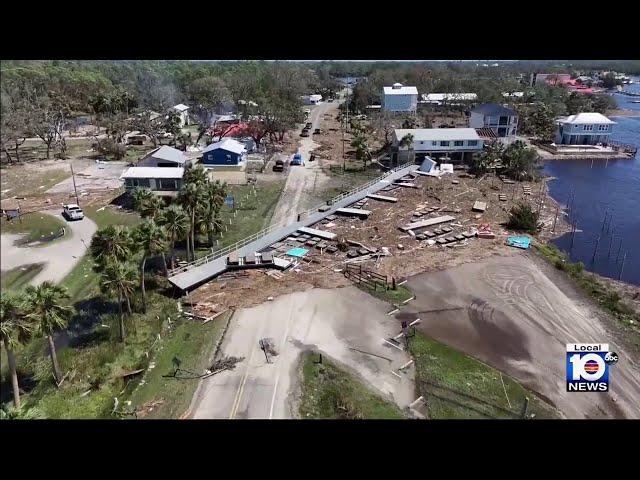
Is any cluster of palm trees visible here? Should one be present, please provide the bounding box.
[1,282,74,409]
[89,165,227,343]
[349,120,372,168]
[398,133,415,166]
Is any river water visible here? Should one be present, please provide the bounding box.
[543,77,640,286]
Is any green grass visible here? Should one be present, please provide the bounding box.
[357,284,413,306]
[14,291,180,419]
[0,212,68,245]
[193,180,284,257]
[534,243,640,346]
[1,263,45,292]
[128,311,230,419]
[299,352,406,419]
[83,205,142,229]
[409,332,561,419]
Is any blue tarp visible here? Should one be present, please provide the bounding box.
[286,247,309,258]
[506,236,531,249]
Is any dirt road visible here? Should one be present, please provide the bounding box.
[269,102,335,226]
[190,287,416,419]
[1,211,97,285]
[403,253,640,419]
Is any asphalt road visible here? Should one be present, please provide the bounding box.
[1,210,97,285]
[190,287,416,419]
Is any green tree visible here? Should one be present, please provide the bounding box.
[502,141,538,181]
[90,225,132,270]
[507,203,540,233]
[399,133,414,166]
[158,204,189,269]
[134,220,169,312]
[98,261,137,342]
[23,282,74,386]
[132,187,153,213]
[0,293,33,408]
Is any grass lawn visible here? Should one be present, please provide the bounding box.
[83,205,142,229]
[0,165,70,199]
[1,263,45,292]
[409,332,561,419]
[298,351,406,419]
[128,311,230,419]
[0,212,68,245]
[193,180,284,258]
[356,283,413,306]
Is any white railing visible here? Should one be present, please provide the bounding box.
[168,162,416,277]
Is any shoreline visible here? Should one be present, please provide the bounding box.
[607,108,640,117]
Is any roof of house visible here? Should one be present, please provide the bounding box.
[202,138,247,155]
[213,122,250,138]
[383,85,419,95]
[557,113,616,125]
[502,91,524,98]
[172,104,189,112]
[394,128,481,142]
[471,103,517,116]
[148,145,187,164]
[121,167,185,179]
[422,93,477,102]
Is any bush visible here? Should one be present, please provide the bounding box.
[507,203,540,233]
[94,138,127,160]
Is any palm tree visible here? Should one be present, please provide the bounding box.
[0,293,33,408]
[399,133,414,166]
[183,164,208,186]
[99,261,137,342]
[90,225,132,269]
[141,194,165,220]
[179,182,205,262]
[132,187,153,212]
[23,282,74,386]
[158,205,189,269]
[199,181,227,246]
[134,220,169,312]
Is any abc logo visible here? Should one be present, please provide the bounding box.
[605,351,618,365]
[569,353,606,381]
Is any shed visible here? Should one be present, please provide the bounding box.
[1,198,21,220]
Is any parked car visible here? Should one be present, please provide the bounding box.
[272,159,285,172]
[309,154,316,162]
[305,122,313,129]
[63,203,84,221]
[300,130,310,137]
[314,128,321,134]
[290,153,303,166]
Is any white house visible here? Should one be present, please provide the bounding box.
[121,167,185,198]
[171,104,190,127]
[420,93,477,106]
[393,128,484,163]
[383,83,418,114]
[555,112,616,145]
[137,145,188,168]
[469,103,518,141]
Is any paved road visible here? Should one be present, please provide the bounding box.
[1,210,97,285]
[269,102,335,227]
[190,287,416,419]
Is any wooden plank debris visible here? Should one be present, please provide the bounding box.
[367,193,398,203]
[297,226,337,240]
[336,207,371,218]
[399,215,455,232]
[472,201,487,212]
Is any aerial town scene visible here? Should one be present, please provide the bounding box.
[1,60,639,420]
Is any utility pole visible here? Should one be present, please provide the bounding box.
[592,235,601,263]
[608,233,615,258]
[552,205,559,232]
[70,163,80,206]
[618,251,627,281]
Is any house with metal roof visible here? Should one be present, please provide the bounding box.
[201,138,247,168]
[469,103,518,141]
[137,145,189,168]
[383,83,419,114]
[393,128,484,163]
[171,103,190,127]
[555,113,616,145]
[120,166,185,198]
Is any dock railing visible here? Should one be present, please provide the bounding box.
[167,161,416,277]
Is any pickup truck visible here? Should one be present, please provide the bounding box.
[290,153,303,166]
[63,203,84,221]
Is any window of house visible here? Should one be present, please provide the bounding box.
[432,141,438,146]
[598,124,608,131]
[132,178,150,188]
[440,141,450,147]
[454,140,463,146]
[467,140,478,146]
[583,124,593,131]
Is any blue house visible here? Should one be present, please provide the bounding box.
[201,139,247,167]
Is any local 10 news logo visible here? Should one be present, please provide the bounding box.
[566,344,618,392]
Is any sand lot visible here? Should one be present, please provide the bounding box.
[190,287,416,419]
[46,160,127,194]
[403,253,640,419]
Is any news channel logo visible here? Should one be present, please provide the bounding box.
[566,343,618,392]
